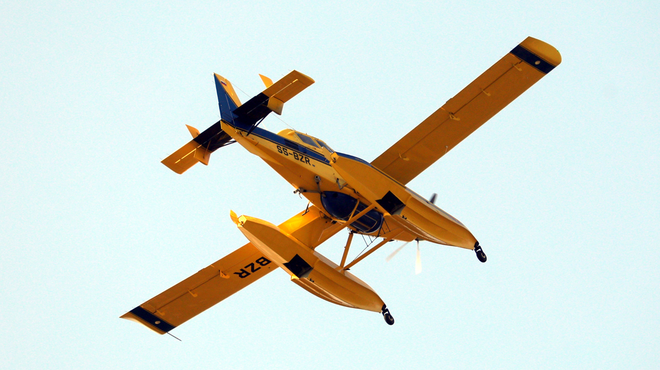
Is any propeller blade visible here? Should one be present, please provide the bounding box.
[415,243,422,274]
[429,193,437,204]
[386,241,410,262]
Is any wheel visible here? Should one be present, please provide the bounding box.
[384,312,395,325]
[474,242,487,263]
[381,305,395,325]
[477,250,487,263]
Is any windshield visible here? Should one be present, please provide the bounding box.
[316,139,334,153]
[296,133,320,148]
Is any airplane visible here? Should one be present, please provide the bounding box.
[121,36,561,334]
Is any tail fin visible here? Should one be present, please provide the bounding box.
[214,74,242,122]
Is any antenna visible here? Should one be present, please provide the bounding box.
[167,332,182,342]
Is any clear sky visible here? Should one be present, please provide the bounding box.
[2,1,658,369]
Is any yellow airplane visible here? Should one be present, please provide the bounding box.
[122,36,561,333]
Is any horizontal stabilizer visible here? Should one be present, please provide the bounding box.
[233,70,314,124]
[161,121,233,174]
[161,140,208,174]
[261,70,314,104]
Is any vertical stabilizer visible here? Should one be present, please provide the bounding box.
[214,74,241,122]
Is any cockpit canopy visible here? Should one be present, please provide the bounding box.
[277,129,334,153]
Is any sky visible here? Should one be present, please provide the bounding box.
[1,0,659,369]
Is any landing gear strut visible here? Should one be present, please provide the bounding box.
[381,305,395,325]
[474,242,487,263]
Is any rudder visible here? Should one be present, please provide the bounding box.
[214,74,241,122]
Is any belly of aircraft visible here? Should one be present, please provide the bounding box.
[222,120,478,250]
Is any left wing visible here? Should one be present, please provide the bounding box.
[371,36,561,185]
[121,242,273,334]
[121,205,340,334]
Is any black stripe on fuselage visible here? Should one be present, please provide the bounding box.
[233,92,272,125]
[193,120,234,152]
[510,45,556,74]
[128,306,176,333]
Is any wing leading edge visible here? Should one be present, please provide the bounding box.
[371,36,561,185]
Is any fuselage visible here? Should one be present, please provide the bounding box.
[220,119,478,251]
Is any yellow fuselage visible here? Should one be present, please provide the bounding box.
[221,121,478,250]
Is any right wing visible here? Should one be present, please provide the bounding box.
[121,205,339,334]
[371,37,561,185]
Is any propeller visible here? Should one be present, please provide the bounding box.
[386,239,422,274]
[386,241,411,262]
[387,194,437,274]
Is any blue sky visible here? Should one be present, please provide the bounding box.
[1,1,658,369]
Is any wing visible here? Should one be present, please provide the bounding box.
[121,205,340,334]
[121,242,273,334]
[371,37,561,185]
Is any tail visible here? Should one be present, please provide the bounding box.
[214,73,242,122]
[160,74,240,174]
[161,71,314,174]
[232,70,314,126]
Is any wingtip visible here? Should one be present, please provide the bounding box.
[520,36,562,67]
[120,306,175,335]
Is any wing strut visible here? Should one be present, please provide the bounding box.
[342,230,404,271]
[335,200,407,271]
[339,231,355,269]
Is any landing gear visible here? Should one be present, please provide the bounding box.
[474,242,487,263]
[381,305,395,325]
